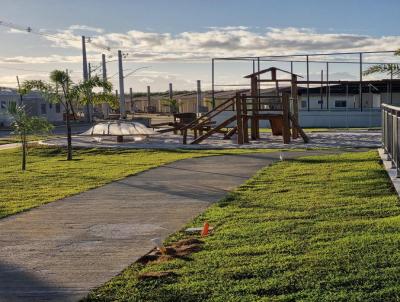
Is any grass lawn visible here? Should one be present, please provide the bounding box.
[0,146,279,219]
[85,151,400,302]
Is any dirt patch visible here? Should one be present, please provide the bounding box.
[154,238,204,257]
[135,237,205,279]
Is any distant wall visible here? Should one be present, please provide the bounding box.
[299,110,381,128]
[212,109,382,129]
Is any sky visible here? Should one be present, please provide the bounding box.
[0,0,399,92]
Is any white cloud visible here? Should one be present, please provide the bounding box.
[0,55,85,64]
[2,25,400,90]
[37,26,400,63]
[69,24,104,33]
[7,28,28,34]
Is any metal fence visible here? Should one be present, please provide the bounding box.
[382,104,400,176]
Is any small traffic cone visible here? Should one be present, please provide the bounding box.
[201,222,210,237]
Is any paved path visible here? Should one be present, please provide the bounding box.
[0,151,339,302]
[0,143,21,150]
[43,130,381,150]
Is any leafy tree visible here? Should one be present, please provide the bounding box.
[364,49,400,77]
[7,102,53,171]
[21,70,113,160]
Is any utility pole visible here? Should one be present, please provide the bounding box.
[101,53,109,118]
[82,36,92,122]
[169,83,173,99]
[196,80,202,115]
[118,50,126,119]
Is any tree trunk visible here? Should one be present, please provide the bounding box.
[21,132,26,171]
[66,110,72,160]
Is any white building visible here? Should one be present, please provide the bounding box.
[0,88,64,127]
[297,79,400,111]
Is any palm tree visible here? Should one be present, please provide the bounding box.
[364,49,400,77]
[22,70,113,160]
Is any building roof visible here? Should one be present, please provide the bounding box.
[298,79,400,95]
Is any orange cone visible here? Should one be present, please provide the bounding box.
[201,222,210,237]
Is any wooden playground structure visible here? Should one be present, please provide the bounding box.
[166,67,309,145]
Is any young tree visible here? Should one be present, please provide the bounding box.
[7,102,53,171]
[22,70,113,160]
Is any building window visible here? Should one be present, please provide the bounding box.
[49,103,53,109]
[335,100,347,108]
[55,103,61,113]
[0,101,6,109]
[301,100,307,108]
[41,103,47,114]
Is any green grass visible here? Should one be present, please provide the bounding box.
[85,151,400,302]
[0,146,280,219]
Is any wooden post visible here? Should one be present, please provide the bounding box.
[291,74,299,139]
[235,93,244,144]
[241,94,249,143]
[183,129,187,144]
[250,76,258,140]
[282,94,291,144]
[271,68,279,96]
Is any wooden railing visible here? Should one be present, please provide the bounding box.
[180,96,236,131]
[382,103,400,176]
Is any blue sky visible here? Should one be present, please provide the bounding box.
[0,0,399,91]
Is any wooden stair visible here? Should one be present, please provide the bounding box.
[190,115,236,144]
[181,96,236,144]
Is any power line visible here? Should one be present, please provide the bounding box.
[0,19,111,52]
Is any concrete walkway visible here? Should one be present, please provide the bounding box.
[0,150,338,302]
[43,130,381,150]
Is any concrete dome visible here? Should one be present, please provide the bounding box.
[81,121,156,142]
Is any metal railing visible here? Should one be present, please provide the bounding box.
[382,104,400,176]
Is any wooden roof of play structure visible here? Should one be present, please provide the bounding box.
[244,67,303,79]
